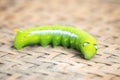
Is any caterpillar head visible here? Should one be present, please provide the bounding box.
[80,41,98,60]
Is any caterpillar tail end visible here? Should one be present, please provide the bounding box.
[14,43,24,50]
[14,38,25,50]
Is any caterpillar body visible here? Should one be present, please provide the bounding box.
[14,25,98,60]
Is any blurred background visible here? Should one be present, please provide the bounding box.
[0,0,120,80]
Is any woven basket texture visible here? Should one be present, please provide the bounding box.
[0,0,120,80]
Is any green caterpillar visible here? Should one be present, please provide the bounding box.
[14,25,98,60]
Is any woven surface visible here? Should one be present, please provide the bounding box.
[0,0,120,80]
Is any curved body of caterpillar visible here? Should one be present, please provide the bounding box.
[14,25,98,60]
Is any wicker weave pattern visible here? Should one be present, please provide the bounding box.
[0,0,120,80]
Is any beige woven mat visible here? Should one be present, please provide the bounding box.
[0,0,120,80]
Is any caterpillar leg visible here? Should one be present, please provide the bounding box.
[61,34,70,48]
[70,36,76,49]
[40,33,52,47]
[75,38,81,51]
[52,33,61,47]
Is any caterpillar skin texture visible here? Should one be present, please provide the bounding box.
[14,26,98,60]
